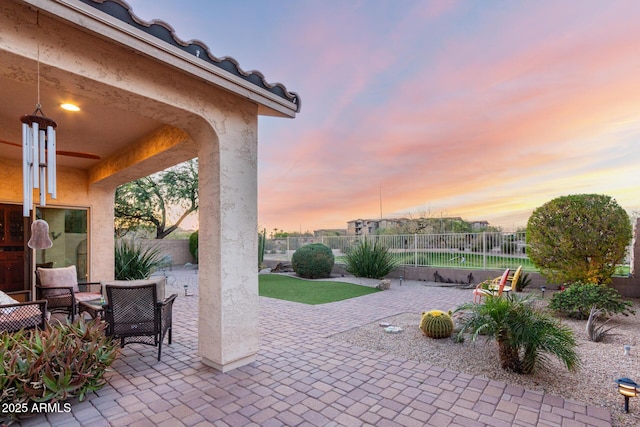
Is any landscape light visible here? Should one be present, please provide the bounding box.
[616,377,638,413]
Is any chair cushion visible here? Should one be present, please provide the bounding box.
[0,290,20,314]
[37,265,79,297]
[101,276,166,304]
[75,292,102,302]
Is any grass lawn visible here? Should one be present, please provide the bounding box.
[259,274,380,304]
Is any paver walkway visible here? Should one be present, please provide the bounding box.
[20,269,611,426]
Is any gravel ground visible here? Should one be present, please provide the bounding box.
[332,292,640,427]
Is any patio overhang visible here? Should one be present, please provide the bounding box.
[1,0,300,372]
[20,0,300,118]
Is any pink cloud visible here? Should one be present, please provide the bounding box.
[258,1,640,232]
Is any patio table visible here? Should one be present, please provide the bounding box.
[79,298,106,320]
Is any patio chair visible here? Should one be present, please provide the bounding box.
[104,283,177,361]
[36,265,102,321]
[506,265,523,292]
[0,292,48,333]
[473,268,510,303]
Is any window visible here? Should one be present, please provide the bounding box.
[36,208,88,282]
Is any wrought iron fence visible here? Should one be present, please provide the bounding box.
[263,232,632,274]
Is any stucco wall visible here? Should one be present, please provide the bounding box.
[138,239,196,266]
[1,0,273,371]
[264,260,640,298]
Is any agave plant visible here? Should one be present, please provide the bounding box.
[455,293,580,374]
[343,239,399,279]
[114,239,163,280]
[586,305,618,342]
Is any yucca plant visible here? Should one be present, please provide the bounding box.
[455,293,580,374]
[115,239,163,280]
[586,305,618,342]
[258,228,266,268]
[343,239,399,279]
[513,272,532,292]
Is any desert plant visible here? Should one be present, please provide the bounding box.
[585,305,618,342]
[114,239,163,280]
[527,194,631,284]
[0,319,119,422]
[291,243,335,279]
[189,231,198,262]
[258,229,266,268]
[455,293,580,374]
[343,239,399,279]
[419,310,454,339]
[548,282,634,319]
[513,272,531,292]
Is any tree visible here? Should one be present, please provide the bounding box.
[115,159,198,239]
[526,194,631,284]
[455,293,580,374]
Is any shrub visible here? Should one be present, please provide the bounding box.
[548,282,635,319]
[115,239,163,280]
[455,293,580,374]
[189,231,198,262]
[291,243,334,279]
[526,194,631,284]
[0,319,119,422]
[419,310,454,339]
[343,239,399,279]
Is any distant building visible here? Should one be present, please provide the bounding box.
[347,217,490,235]
[313,229,347,237]
[346,218,403,236]
[470,221,490,230]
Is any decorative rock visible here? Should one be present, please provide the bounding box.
[377,279,391,290]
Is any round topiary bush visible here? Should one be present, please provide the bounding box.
[291,243,334,279]
[527,194,631,284]
[419,310,454,339]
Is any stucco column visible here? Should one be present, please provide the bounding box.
[88,186,116,281]
[632,218,640,277]
[197,111,259,372]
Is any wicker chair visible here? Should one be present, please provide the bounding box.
[36,265,101,321]
[104,283,177,361]
[0,300,48,333]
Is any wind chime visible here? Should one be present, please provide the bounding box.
[21,14,57,217]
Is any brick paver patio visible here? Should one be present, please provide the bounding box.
[20,269,611,426]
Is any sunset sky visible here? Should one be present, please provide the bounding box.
[127,0,640,233]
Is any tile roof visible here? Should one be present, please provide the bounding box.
[81,0,300,112]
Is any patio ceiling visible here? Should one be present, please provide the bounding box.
[1,0,299,175]
[0,51,164,171]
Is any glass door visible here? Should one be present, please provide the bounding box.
[35,208,89,282]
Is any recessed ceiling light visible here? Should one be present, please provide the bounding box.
[60,103,80,112]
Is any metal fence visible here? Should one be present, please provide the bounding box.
[263,232,632,274]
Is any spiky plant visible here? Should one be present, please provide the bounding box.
[114,239,163,280]
[455,293,580,374]
[586,305,618,342]
[513,272,532,292]
[343,239,399,279]
[258,228,266,268]
[419,310,454,339]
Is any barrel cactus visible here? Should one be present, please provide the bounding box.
[419,310,454,339]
